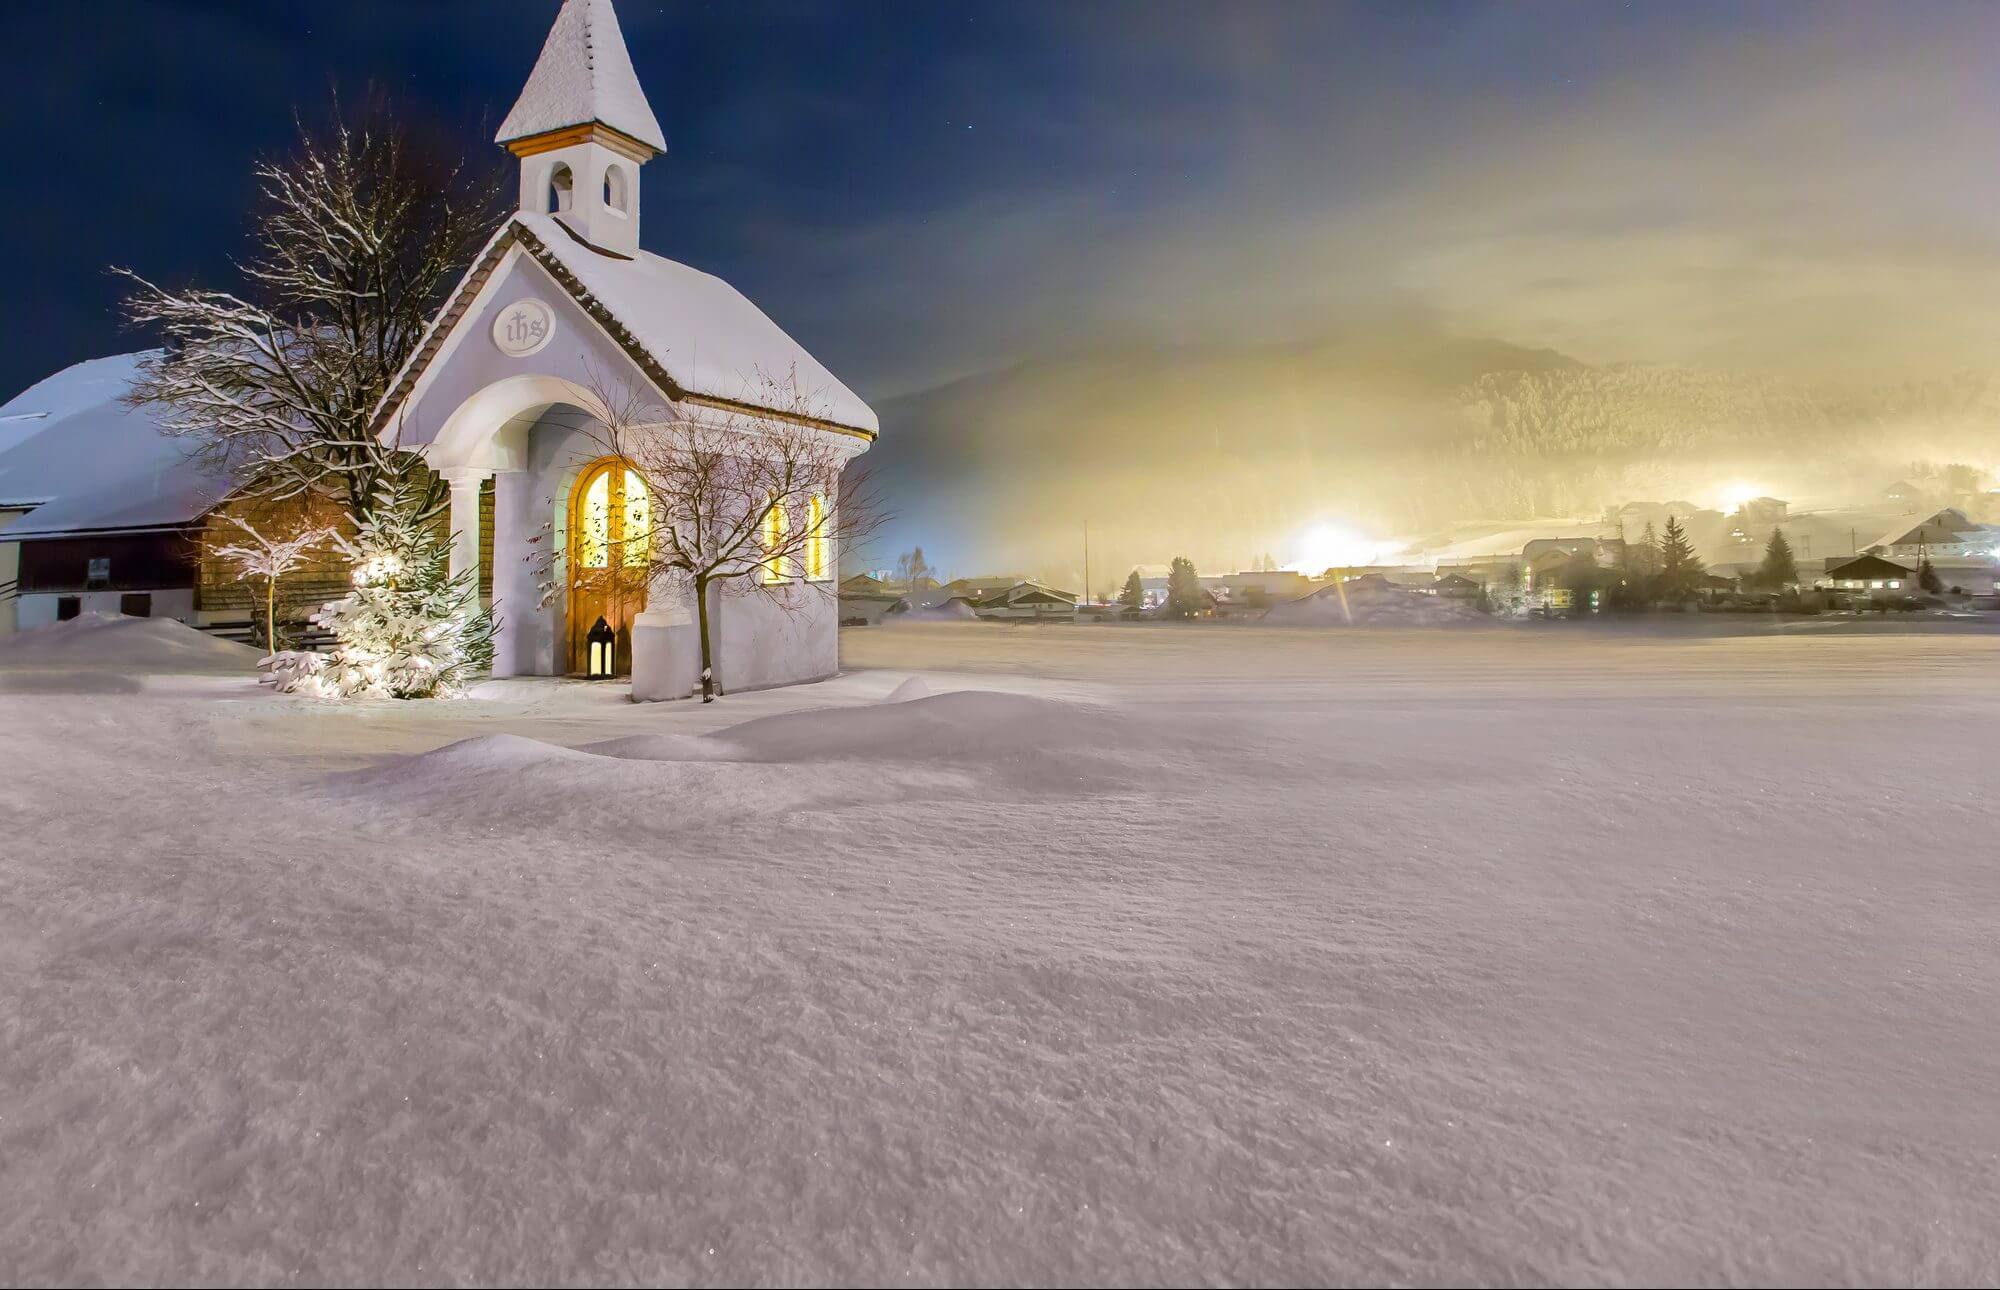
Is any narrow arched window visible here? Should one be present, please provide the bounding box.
[548,162,574,214]
[620,468,650,568]
[578,468,611,568]
[762,502,790,583]
[806,493,830,581]
[603,164,629,215]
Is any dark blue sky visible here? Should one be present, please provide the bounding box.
[7,1,2000,402]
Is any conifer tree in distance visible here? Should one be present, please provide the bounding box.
[1757,527,1799,590]
[1655,515,1704,603]
[1118,569,1146,611]
[1165,556,1205,619]
[1919,554,1942,593]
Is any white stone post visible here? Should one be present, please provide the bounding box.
[490,469,540,678]
[441,469,488,590]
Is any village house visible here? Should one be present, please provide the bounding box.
[969,581,1078,621]
[835,574,910,626]
[1817,553,1913,594]
[1520,536,1629,570]
[0,354,357,640]
[1430,572,1482,599]
[1,0,879,700]
[1199,568,1317,615]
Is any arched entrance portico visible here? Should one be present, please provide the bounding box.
[418,374,626,679]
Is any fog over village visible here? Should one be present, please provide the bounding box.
[4,3,2000,1287]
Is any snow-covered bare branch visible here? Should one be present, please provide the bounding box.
[116,99,505,521]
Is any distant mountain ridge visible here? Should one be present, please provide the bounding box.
[861,331,1998,586]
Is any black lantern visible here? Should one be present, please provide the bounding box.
[585,616,616,679]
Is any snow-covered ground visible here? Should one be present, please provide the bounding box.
[4,614,2000,1284]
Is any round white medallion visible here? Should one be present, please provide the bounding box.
[491,298,556,358]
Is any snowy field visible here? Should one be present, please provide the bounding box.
[4,614,2000,1285]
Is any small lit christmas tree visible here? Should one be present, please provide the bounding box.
[273,473,494,699]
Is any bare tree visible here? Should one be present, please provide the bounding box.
[206,514,340,653]
[569,369,885,702]
[116,96,505,521]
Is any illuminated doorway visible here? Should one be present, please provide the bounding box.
[567,457,652,675]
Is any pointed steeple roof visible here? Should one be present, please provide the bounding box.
[496,0,667,154]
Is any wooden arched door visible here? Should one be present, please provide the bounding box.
[568,458,651,675]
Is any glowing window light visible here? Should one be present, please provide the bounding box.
[763,502,790,582]
[579,470,611,569]
[806,493,829,580]
[621,469,650,568]
[585,615,615,679]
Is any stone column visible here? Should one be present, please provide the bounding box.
[490,469,541,678]
[441,468,489,589]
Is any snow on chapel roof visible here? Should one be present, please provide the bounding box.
[517,214,879,434]
[377,214,879,438]
[496,0,667,153]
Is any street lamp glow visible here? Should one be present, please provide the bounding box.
[1720,482,1763,513]
[1293,522,1388,572]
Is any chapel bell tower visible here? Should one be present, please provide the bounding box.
[495,0,665,259]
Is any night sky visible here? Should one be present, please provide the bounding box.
[7,1,2000,500]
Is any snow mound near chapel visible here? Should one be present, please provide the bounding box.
[0,611,260,672]
[332,733,724,818]
[703,690,1198,793]
[579,731,738,762]
[707,690,1116,764]
[340,692,1196,830]
[882,676,932,703]
[605,690,1194,794]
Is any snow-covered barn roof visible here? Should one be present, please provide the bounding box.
[376,212,878,439]
[1870,509,1986,551]
[1824,553,1913,579]
[0,353,226,540]
[496,0,666,154]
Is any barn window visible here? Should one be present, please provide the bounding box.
[119,593,152,618]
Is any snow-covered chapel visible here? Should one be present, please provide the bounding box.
[0,0,876,699]
[380,0,878,695]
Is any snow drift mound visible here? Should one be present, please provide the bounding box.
[329,730,932,832]
[708,691,1113,765]
[0,612,261,672]
[333,733,663,813]
[0,669,145,695]
[583,691,1183,794]
[1263,582,1488,627]
[337,734,598,797]
[579,731,737,763]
